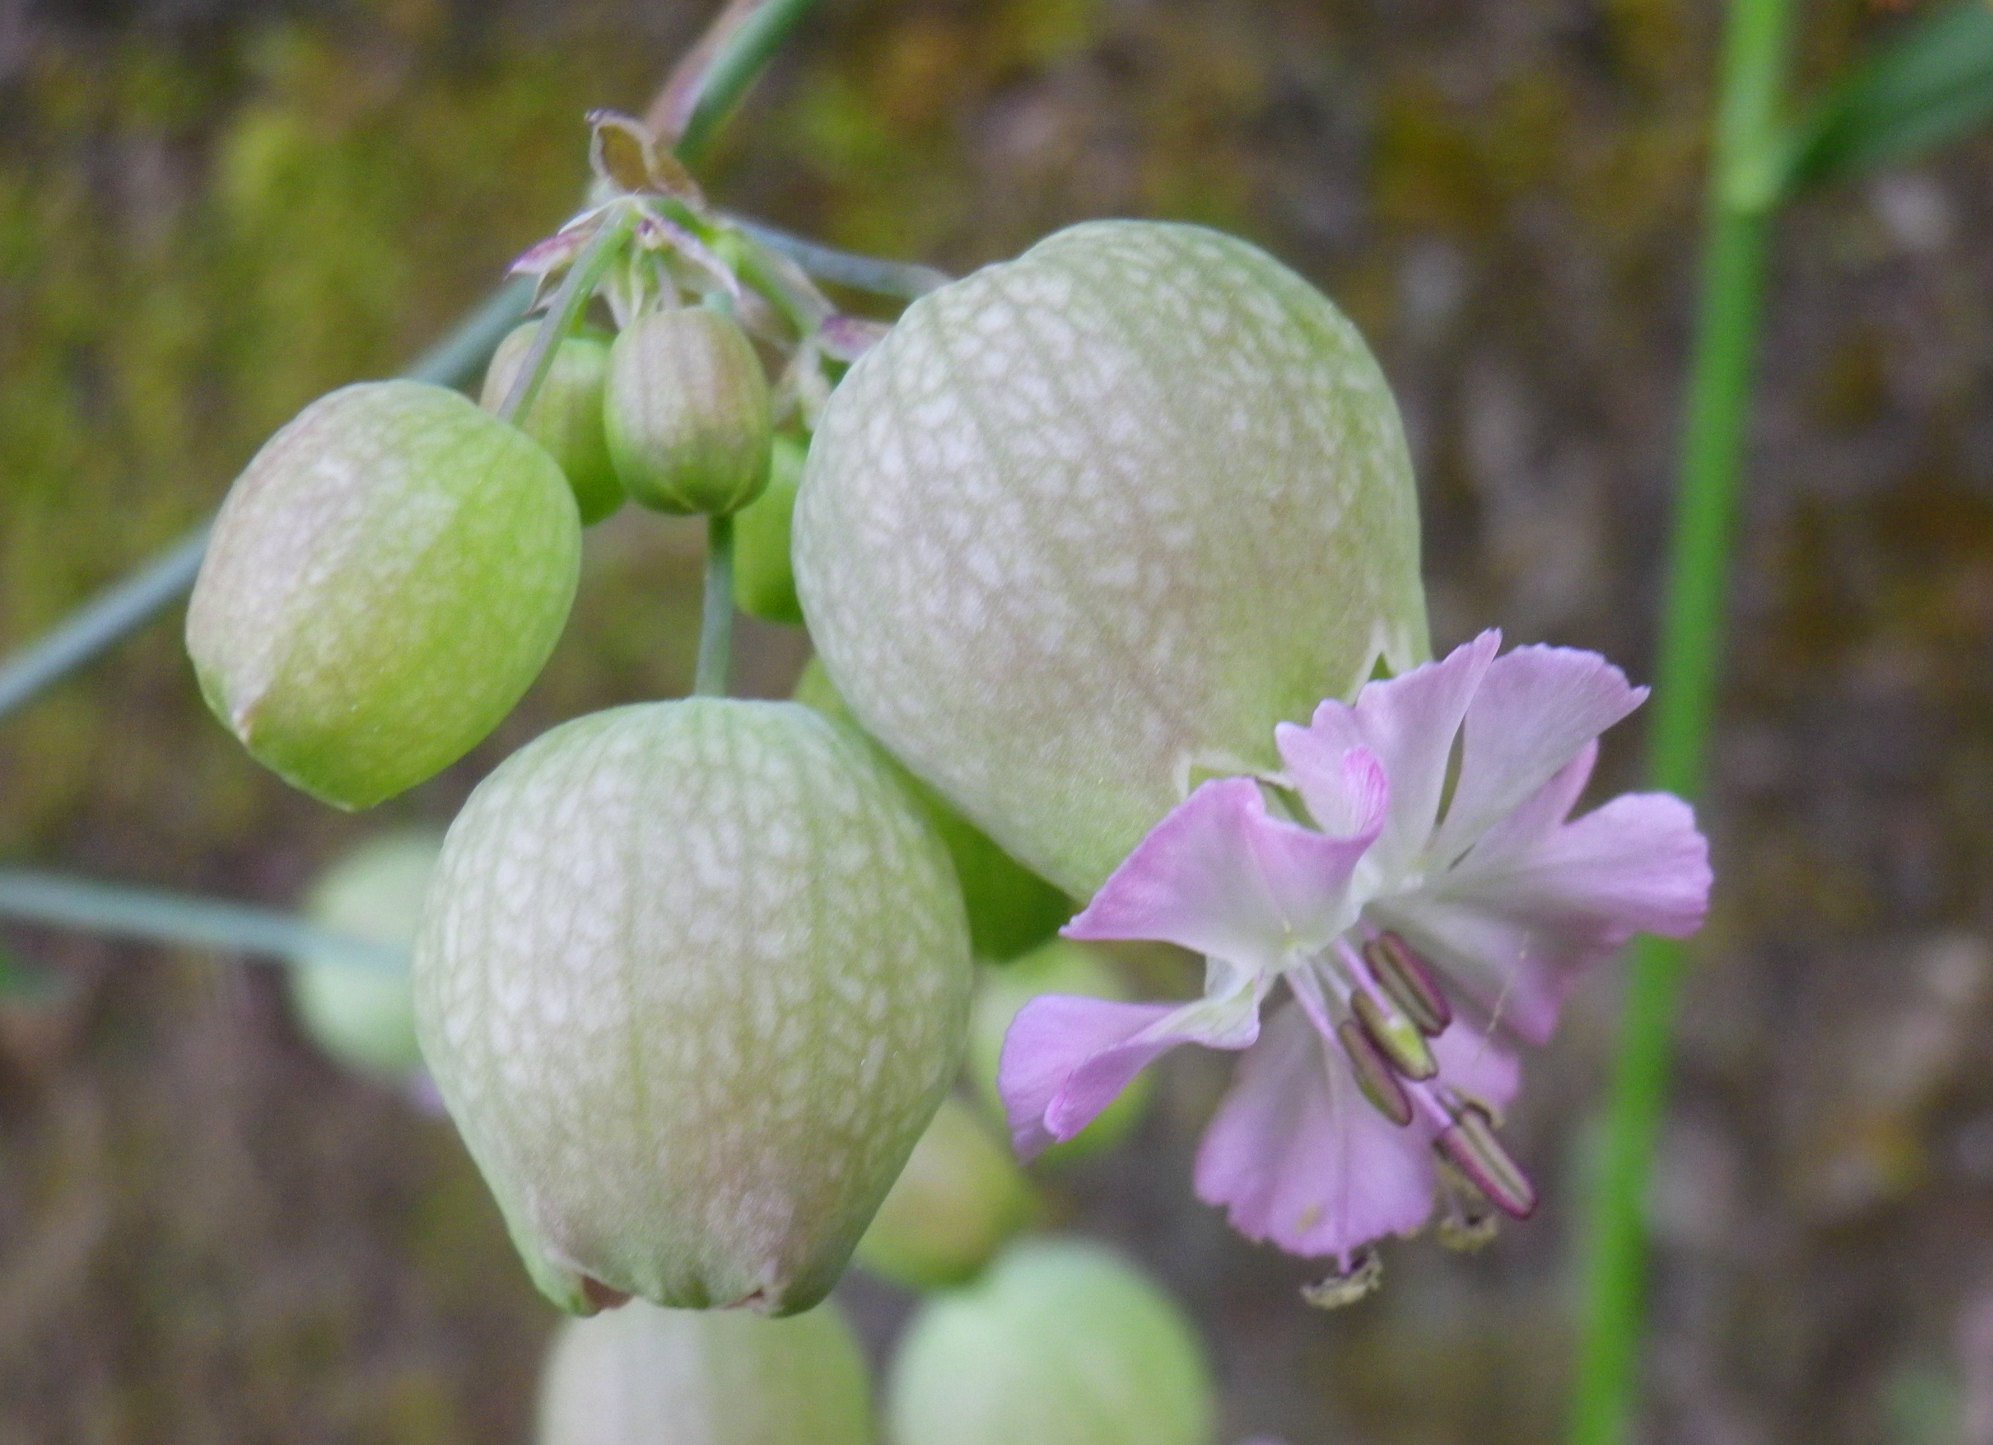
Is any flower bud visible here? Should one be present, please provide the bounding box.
[538,1299,872,1445]
[187,380,581,809]
[794,659,1071,962]
[794,220,1430,898]
[969,939,1151,1162]
[414,698,973,1315]
[732,431,807,625]
[854,1094,1037,1291]
[605,307,772,515]
[887,1238,1216,1445]
[481,322,625,525]
[289,829,441,1084]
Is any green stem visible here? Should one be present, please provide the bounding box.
[727,215,951,298]
[496,209,636,424]
[1568,1,1796,1440]
[693,513,736,697]
[675,0,822,164]
[0,279,531,728]
[0,868,405,972]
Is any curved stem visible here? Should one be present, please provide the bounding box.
[727,215,951,298]
[1567,0,1795,1439]
[673,0,824,164]
[0,868,405,972]
[693,513,736,698]
[496,209,636,424]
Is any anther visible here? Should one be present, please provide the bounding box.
[1300,1248,1382,1310]
[1335,1019,1413,1127]
[1351,988,1438,1081]
[1434,1100,1537,1220]
[1363,932,1452,1035]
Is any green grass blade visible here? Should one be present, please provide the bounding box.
[1785,0,1993,192]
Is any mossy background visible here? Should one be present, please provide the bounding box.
[2,1,1991,1441]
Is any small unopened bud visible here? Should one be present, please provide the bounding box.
[537,1300,873,1445]
[969,940,1150,1161]
[414,699,973,1315]
[289,829,440,1085]
[605,306,772,515]
[1335,1018,1413,1127]
[1435,1099,1537,1220]
[481,322,624,525]
[887,1239,1216,1445]
[1362,932,1451,1035]
[186,380,581,809]
[1350,987,1437,1081]
[854,1094,1038,1291]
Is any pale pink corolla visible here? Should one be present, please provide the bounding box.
[999,632,1712,1270]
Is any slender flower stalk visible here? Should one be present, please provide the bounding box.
[694,513,737,697]
[0,868,403,972]
[1569,0,1794,1437]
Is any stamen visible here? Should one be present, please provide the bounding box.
[1433,1099,1537,1220]
[1351,988,1438,1081]
[1300,1249,1382,1310]
[1363,932,1452,1035]
[1433,1160,1501,1253]
[1334,1018,1413,1127]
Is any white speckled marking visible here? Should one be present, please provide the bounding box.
[413,699,972,1316]
[794,221,1430,896]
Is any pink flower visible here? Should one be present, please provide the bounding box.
[999,632,1711,1270]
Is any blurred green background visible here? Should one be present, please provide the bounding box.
[2,1,1992,1441]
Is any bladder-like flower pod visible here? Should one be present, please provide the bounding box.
[794,220,1430,897]
[481,322,625,525]
[289,829,441,1084]
[537,1299,873,1445]
[604,307,772,515]
[887,1238,1216,1445]
[854,1095,1037,1291]
[187,380,581,809]
[414,698,973,1315]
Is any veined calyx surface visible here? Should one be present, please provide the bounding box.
[414,699,973,1316]
[794,220,1430,899]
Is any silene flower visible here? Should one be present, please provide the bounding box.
[999,631,1712,1281]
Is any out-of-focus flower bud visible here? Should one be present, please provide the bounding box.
[969,938,1151,1163]
[855,1094,1037,1291]
[887,1238,1216,1445]
[480,322,625,525]
[793,659,1071,962]
[187,380,580,810]
[537,1299,873,1445]
[732,431,808,625]
[414,698,973,1316]
[289,829,441,1084]
[605,307,772,516]
[795,219,1430,898]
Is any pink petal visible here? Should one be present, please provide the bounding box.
[1278,631,1498,876]
[1063,773,1383,971]
[1193,1004,1437,1267]
[1430,1018,1521,1115]
[999,991,1259,1159]
[1431,645,1647,863]
[1385,790,1711,1044]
